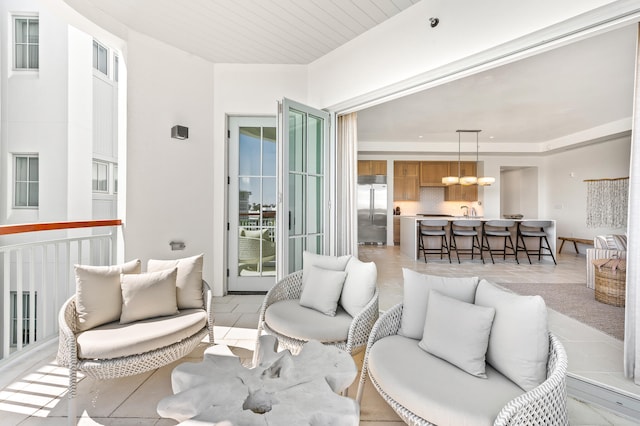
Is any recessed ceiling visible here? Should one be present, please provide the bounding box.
[63,0,420,64]
[357,25,637,151]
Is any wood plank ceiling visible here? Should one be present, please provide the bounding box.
[75,0,420,64]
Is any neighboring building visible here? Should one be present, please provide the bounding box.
[0,0,121,348]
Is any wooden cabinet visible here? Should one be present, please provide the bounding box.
[394,161,420,201]
[444,161,478,201]
[420,161,450,186]
[358,160,387,176]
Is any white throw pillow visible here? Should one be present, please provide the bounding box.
[147,253,204,309]
[299,265,347,316]
[302,251,351,291]
[474,279,549,391]
[398,268,479,339]
[419,290,495,378]
[120,267,179,324]
[340,257,377,317]
[74,259,141,331]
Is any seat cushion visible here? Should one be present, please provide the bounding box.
[368,335,523,426]
[77,309,207,360]
[265,300,352,343]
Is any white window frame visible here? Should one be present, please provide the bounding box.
[93,40,109,77]
[92,160,110,193]
[13,15,39,71]
[13,154,39,209]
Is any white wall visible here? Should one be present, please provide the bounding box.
[124,31,215,284]
[543,136,631,243]
[501,167,539,218]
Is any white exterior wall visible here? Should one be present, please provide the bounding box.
[124,31,215,285]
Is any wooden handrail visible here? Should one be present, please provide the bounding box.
[0,219,122,236]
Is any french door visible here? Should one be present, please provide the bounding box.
[277,99,331,279]
[228,116,277,292]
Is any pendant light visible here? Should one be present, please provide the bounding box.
[441,130,495,186]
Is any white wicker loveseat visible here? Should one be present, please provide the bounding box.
[357,269,568,426]
[255,252,379,360]
[57,255,214,424]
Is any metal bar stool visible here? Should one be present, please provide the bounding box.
[419,220,451,263]
[449,220,484,264]
[516,220,557,265]
[481,220,518,264]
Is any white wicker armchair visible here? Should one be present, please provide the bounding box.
[357,304,569,426]
[57,280,214,425]
[255,270,379,358]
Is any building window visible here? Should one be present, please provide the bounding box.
[14,17,39,70]
[92,160,109,192]
[114,55,119,82]
[14,155,39,208]
[93,40,108,76]
[113,165,118,193]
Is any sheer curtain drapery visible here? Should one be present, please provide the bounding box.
[624,24,640,383]
[336,113,358,257]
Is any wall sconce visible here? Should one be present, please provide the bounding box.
[169,241,186,251]
[171,125,189,140]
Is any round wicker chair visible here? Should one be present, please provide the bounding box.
[254,270,379,362]
[357,303,568,425]
[57,280,214,424]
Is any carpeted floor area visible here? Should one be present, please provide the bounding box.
[498,281,625,341]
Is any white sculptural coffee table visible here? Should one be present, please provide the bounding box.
[157,335,359,425]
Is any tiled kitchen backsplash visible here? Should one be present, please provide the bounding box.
[393,187,483,216]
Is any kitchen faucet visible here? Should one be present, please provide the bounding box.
[461,205,469,217]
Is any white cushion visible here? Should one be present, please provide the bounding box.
[120,268,179,324]
[368,335,523,425]
[302,251,351,290]
[77,309,207,360]
[74,259,141,331]
[147,253,204,309]
[265,300,353,343]
[398,269,479,339]
[474,279,549,391]
[299,266,347,316]
[340,257,377,317]
[419,290,495,378]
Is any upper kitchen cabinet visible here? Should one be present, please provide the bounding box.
[420,161,450,186]
[358,160,387,176]
[394,161,420,201]
[444,161,478,201]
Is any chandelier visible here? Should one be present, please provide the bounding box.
[442,130,495,186]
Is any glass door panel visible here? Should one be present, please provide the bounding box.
[228,117,277,292]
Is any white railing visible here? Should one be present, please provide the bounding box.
[0,220,122,364]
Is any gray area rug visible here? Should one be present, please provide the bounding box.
[498,281,625,341]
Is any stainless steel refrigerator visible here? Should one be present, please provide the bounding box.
[357,175,387,244]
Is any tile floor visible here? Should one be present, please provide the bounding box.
[0,247,638,425]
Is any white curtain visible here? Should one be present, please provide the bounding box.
[336,113,358,257]
[624,24,640,383]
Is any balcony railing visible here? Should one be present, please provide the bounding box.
[0,220,122,364]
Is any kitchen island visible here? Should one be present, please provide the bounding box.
[400,216,557,261]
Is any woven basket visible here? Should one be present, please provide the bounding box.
[593,259,626,307]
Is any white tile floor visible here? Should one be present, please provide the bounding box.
[0,247,639,425]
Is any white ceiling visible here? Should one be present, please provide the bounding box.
[63,0,636,153]
[64,0,420,64]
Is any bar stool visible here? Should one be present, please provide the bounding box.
[449,220,484,264]
[481,220,518,264]
[419,220,451,263]
[516,220,557,265]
